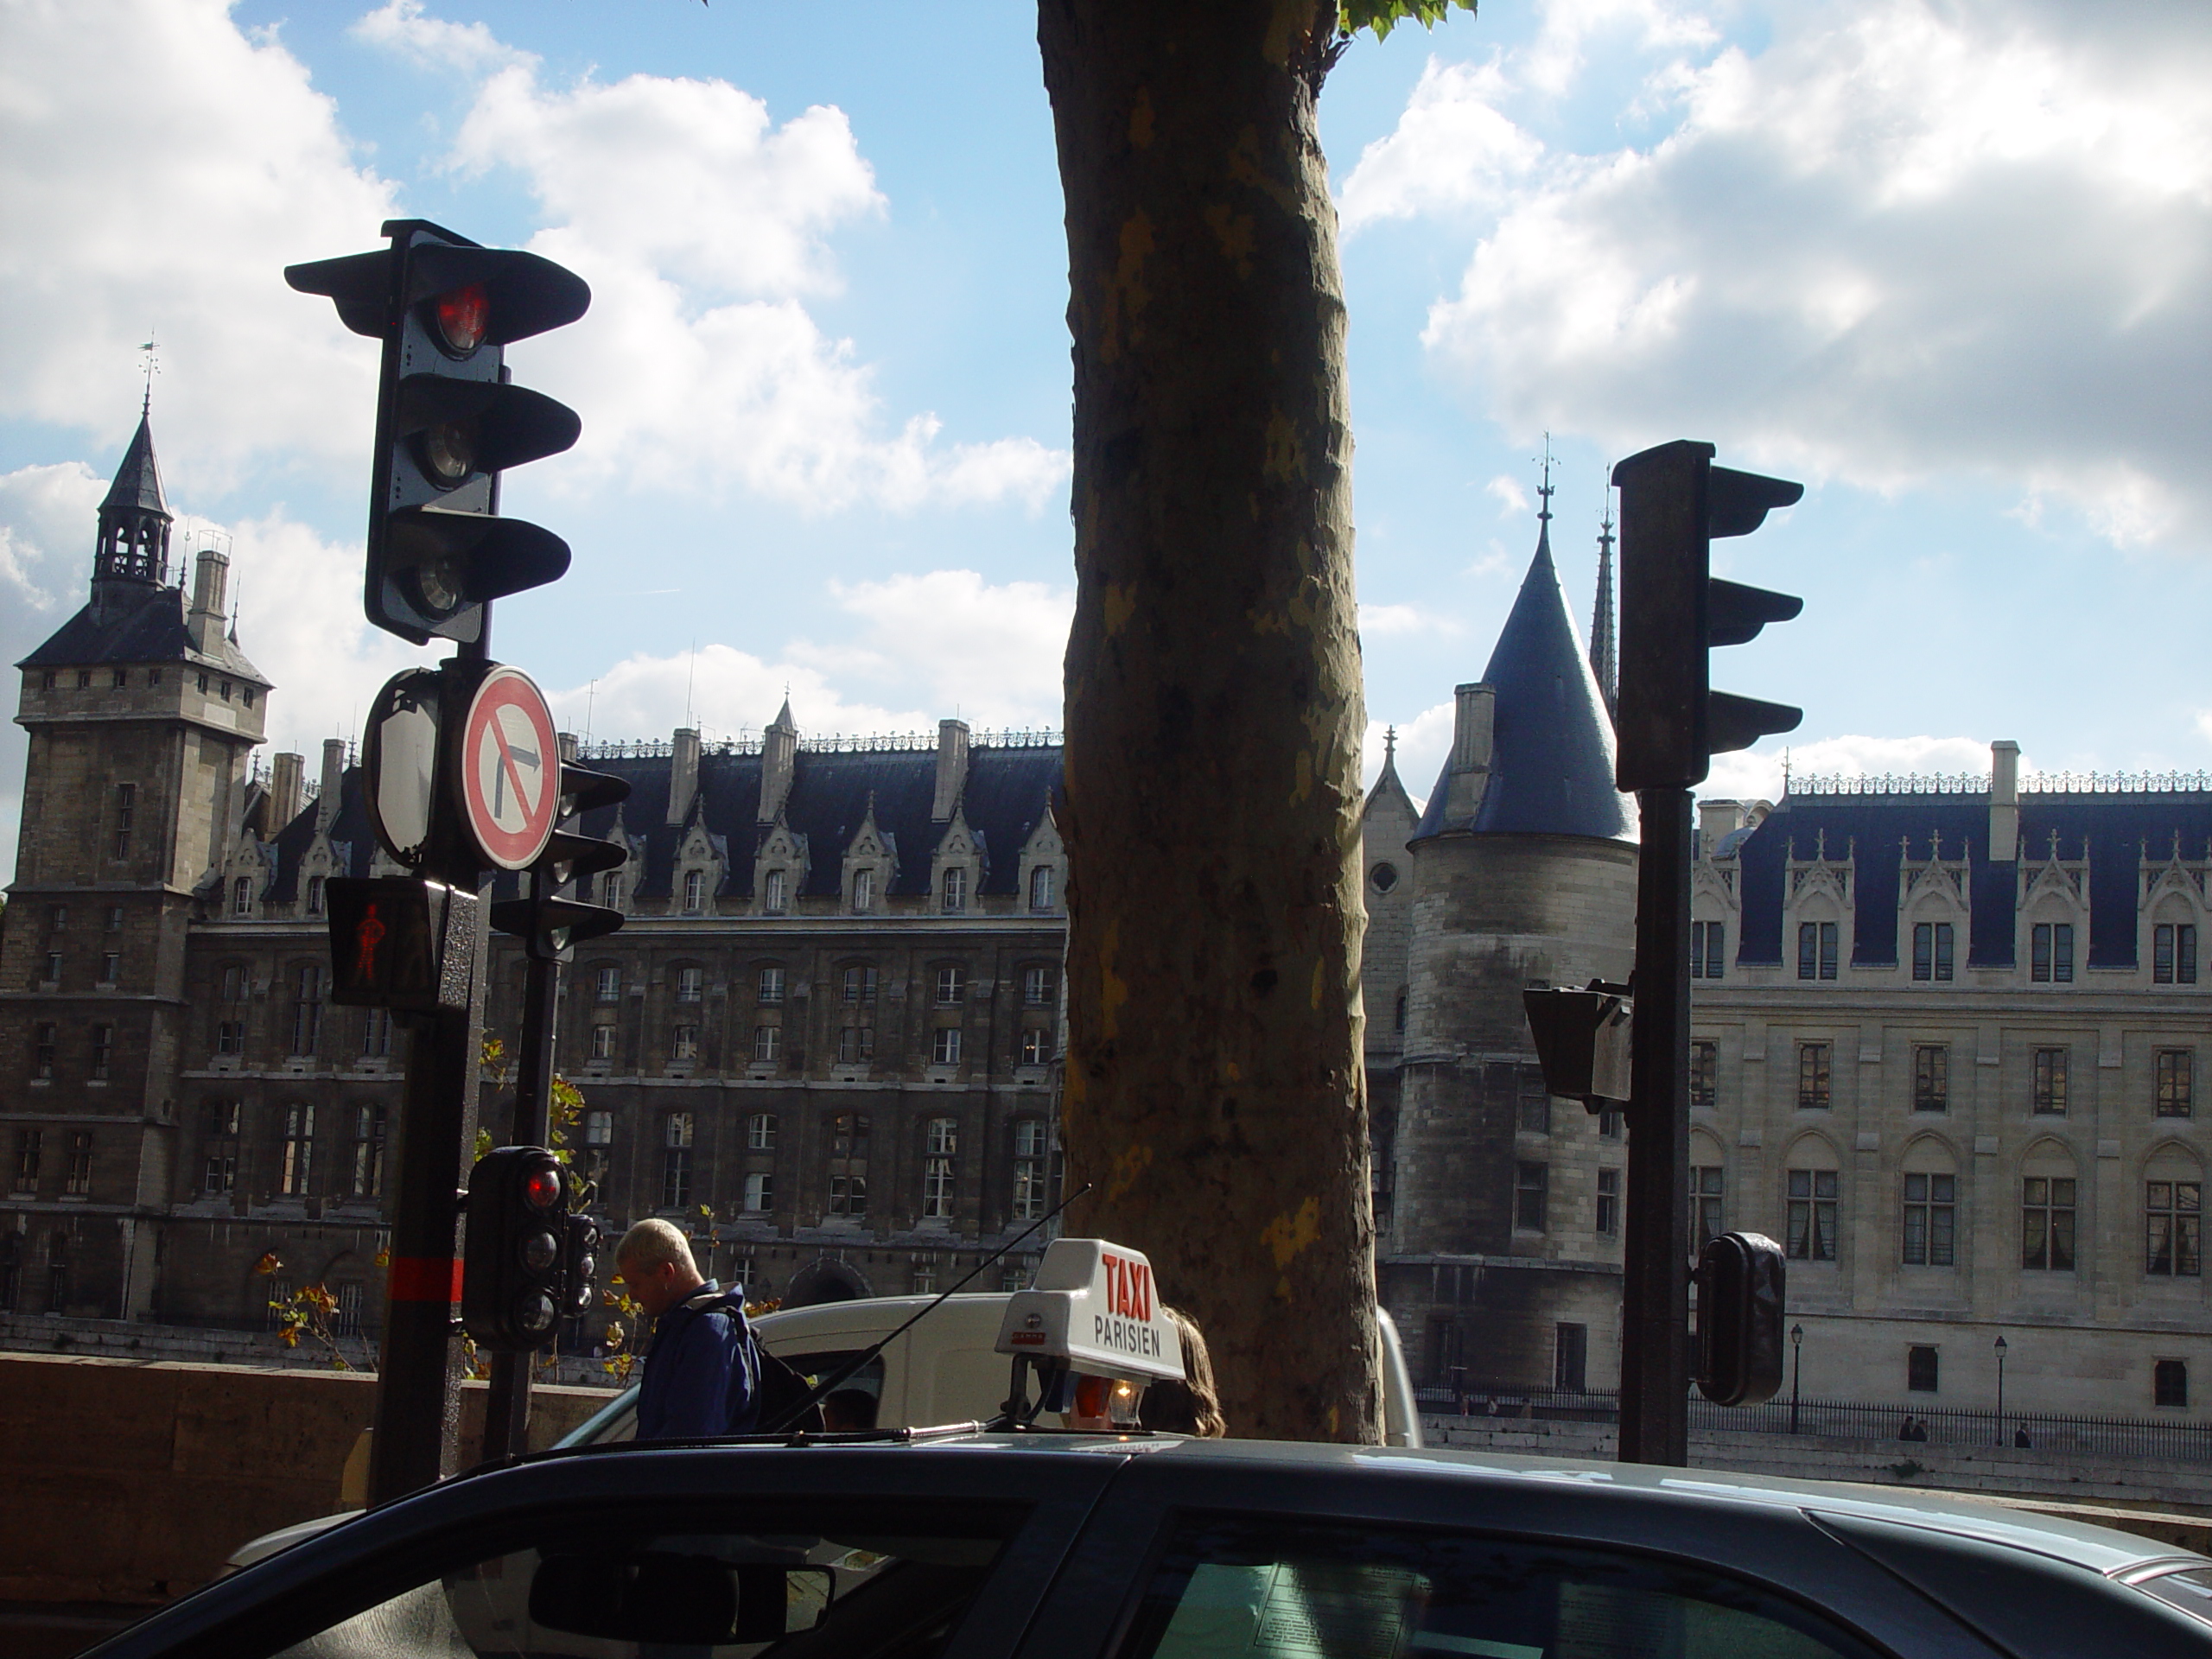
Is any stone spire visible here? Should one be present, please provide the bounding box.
[1590,499,1617,720]
[93,409,172,594]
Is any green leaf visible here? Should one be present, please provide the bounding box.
[1342,0,1476,40]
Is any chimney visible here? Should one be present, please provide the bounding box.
[1698,798,1746,856]
[319,738,346,830]
[932,719,971,822]
[268,752,305,830]
[759,708,798,824]
[668,728,701,826]
[557,731,579,764]
[1989,740,2020,862]
[188,547,229,653]
[1442,683,1495,823]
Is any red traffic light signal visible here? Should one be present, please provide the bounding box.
[463,1146,577,1351]
[286,219,590,645]
[325,876,477,1013]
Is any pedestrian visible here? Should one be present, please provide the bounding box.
[1897,1415,1916,1440]
[2014,1423,2032,1448]
[614,1218,760,1440]
[1138,1307,1227,1437]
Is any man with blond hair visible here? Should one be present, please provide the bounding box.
[615,1217,760,1439]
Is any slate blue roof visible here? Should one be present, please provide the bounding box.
[1730,789,2212,970]
[100,412,169,518]
[1412,520,1636,845]
[16,577,265,680]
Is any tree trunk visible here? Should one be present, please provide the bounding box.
[1039,0,1377,1443]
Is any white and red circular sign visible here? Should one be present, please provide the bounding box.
[457,666,560,871]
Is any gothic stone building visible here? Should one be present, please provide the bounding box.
[0,411,1068,1340]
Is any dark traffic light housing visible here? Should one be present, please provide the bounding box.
[463,1145,575,1350]
[1522,980,1632,1114]
[286,219,589,646]
[1694,1230,1787,1406]
[1611,440,1804,792]
[490,762,631,962]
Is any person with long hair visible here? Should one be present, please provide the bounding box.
[1138,1306,1226,1436]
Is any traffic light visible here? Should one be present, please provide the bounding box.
[1611,441,1804,792]
[325,876,477,1013]
[1694,1230,1787,1406]
[561,1212,600,1321]
[1522,980,1632,1113]
[490,763,632,962]
[286,219,590,645]
[463,1145,573,1350]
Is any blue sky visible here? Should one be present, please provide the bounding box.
[3,0,2208,876]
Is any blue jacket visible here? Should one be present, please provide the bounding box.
[636,1281,760,1440]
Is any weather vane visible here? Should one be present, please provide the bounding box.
[139,333,160,412]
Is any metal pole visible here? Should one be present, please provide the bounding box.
[367,639,491,1507]
[1995,1342,2007,1446]
[1789,1325,1803,1434]
[480,944,560,1465]
[1620,786,1692,1466]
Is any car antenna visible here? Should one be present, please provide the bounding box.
[757,1181,1093,1434]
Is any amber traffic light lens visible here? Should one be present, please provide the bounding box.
[419,420,477,485]
[406,556,466,619]
[433,283,490,354]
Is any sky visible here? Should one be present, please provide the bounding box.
[3,0,2209,878]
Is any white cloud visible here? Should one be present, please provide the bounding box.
[1359,602,1459,639]
[548,644,931,750]
[349,0,535,78]
[1703,733,2002,804]
[1484,474,1529,518]
[0,0,397,488]
[435,46,1070,513]
[0,461,105,612]
[1363,699,1457,805]
[1366,0,2212,546]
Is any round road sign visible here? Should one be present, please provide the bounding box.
[457,666,561,871]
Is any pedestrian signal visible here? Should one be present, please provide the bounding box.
[326,876,478,1013]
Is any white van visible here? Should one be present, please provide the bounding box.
[568,1294,1423,1447]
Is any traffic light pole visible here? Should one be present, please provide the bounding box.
[480,945,560,1464]
[1621,786,1693,1467]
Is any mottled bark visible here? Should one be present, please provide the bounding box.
[1040,0,1377,1443]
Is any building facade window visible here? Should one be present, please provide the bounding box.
[757,967,785,1005]
[744,1172,773,1212]
[41,950,60,985]
[763,869,786,913]
[1797,921,1838,981]
[2158,1051,2193,1118]
[751,1025,779,1063]
[2032,1047,2069,1114]
[589,1023,616,1062]
[1030,864,1055,912]
[683,869,705,912]
[931,1027,963,1066]
[33,1023,57,1079]
[2146,1180,2202,1277]
[842,965,878,1003]
[362,1007,392,1058]
[1554,1323,1588,1392]
[1020,1027,1051,1065]
[1516,1067,1551,1135]
[594,966,620,1001]
[830,1113,870,1218]
[1912,922,1955,982]
[942,867,967,913]
[351,1104,386,1199]
[661,1114,695,1210]
[2157,1359,2190,1408]
[1596,1167,1619,1236]
[232,877,253,917]
[290,965,322,1056]
[676,966,704,1003]
[2031,921,2075,983]
[1796,1042,1832,1109]
[1907,1345,1939,1393]
[935,966,965,1006]
[1691,1165,1723,1249]
[99,951,119,985]
[747,1113,777,1151]
[90,1024,112,1081]
[1787,1168,1839,1261]
[1013,1120,1048,1220]
[1690,920,1725,979]
[911,1260,938,1294]
[1690,1041,1718,1108]
[582,1110,612,1189]
[63,1138,92,1197]
[1022,966,1056,1007]
[201,1103,239,1195]
[306,875,325,917]
[13,1128,41,1194]
[1913,1046,1948,1112]
[1902,1173,1956,1266]
[849,868,874,912]
[280,1105,315,1196]
[837,1025,875,1065]
[2155,923,2199,986]
[2022,1176,2077,1271]
[672,1025,699,1062]
[922,1117,959,1218]
[1514,1161,1548,1231]
[112,782,135,860]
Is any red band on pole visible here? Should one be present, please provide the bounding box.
[388,1256,462,1303]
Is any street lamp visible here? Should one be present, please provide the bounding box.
[1994,1334,2009,1446]
[1790,1324,1805,1434]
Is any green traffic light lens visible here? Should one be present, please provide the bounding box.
[419,420,477,486]
[407,556,466,619]
[517,1290,558,1335]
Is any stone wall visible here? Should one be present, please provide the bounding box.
[0,1354,609,1606]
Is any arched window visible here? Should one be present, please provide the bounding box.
[1899,1136,1958,1267]
[2145,1147,2203,1278]
[1783,1137,1840,1262]
[2021,1141,2078,1272]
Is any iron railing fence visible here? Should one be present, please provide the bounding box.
[1417,1384,2212,1463]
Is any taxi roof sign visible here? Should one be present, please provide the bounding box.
[995,1238,1184,1384]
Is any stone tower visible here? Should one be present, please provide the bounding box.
[1370,489,1639,1395]
[2,406,270,1317]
